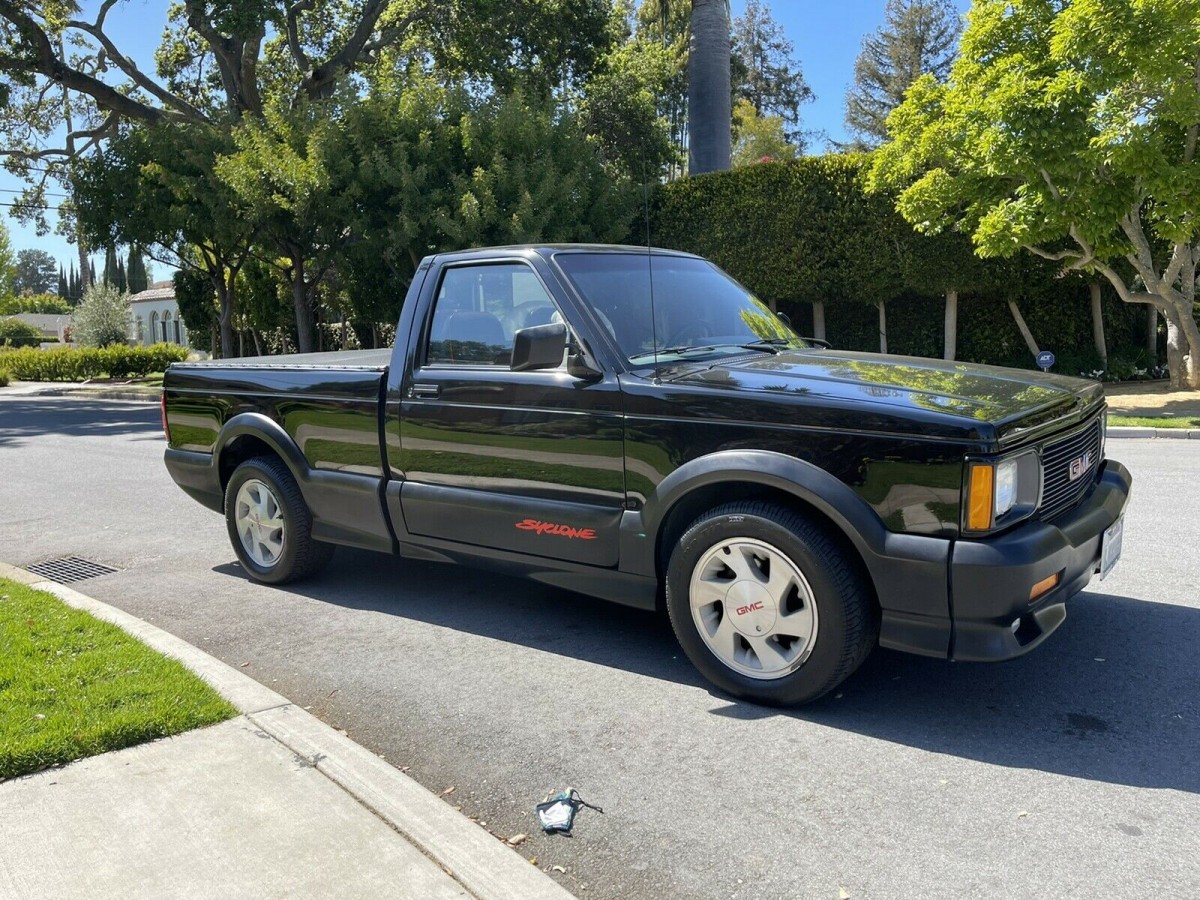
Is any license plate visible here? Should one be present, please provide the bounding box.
[1099,516,1124,580]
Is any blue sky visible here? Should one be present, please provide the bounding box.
[2,0,973,273]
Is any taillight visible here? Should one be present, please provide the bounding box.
[160,392,171,443]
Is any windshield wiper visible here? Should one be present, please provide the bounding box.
[737,338,802,354]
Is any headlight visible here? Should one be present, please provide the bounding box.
[965,451,1041,533]
[995,458,1019,517]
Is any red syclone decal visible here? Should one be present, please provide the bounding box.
[515,518,598,540]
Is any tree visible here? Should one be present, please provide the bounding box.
[173,268,219,355]
[647,0,734,174]
[688,0,733,174]
[845,0,960,148]
[732,1,813,148]
[731,99,796,167]
[214,104,357,354]
[13,248,57,294]
[580,17,679,181]
[0,292,70,315]
[0,220,15,299]
[635,0,691,178]
[127,247,149,294]
[102,245,122,289]
[75,123,258,359]
[72,282,131,348]
[57,265,67,298]
[870,0,1200,389]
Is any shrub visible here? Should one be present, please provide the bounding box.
[0,344,187,382]
[0,318,46,348]
[0,367,9,387]
[648,155,1153,373]
[72,283,132,348]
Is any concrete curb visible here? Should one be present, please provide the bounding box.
[0,561,573,900]
[5,385,160,403]
[1107,426,1200,440]
[33,388,160,402]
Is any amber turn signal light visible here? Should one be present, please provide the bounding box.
[966,462,994,531]
[1029,572,1062,603]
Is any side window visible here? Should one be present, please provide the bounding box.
[427,263,559,366]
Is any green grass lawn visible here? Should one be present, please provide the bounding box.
[1108,415,1200,429]
[0,579,236,780]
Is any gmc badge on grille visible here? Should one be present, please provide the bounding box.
[1069,452,1092,481]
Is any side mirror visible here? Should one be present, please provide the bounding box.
[511,322,568,372]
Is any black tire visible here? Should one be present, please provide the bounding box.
[224,455,334,585]
[665,501,877,706]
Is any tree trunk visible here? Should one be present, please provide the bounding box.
[289,255,316,353]
[252,330,263,357]
[238,329,245,357]
[812,301,826,342]
[1006,298,1040,359]
[687,0,732,175]
[878,302,887,354]
[1089,283,1107,365]
[1160,303,1200,389]
[1147,305,1158,360]
[943,289,957,361]
[214,279,235,359]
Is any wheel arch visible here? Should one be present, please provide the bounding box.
[635,450,952,656]
[645,451,888,581]
[215,413,310,493]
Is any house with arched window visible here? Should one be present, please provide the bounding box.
[130,282,189,348]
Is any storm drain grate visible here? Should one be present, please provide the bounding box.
[26,557,121,584]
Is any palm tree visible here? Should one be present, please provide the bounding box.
[687,0,732,174]
[648,0,732,175]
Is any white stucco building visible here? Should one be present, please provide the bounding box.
[130,281,189,347]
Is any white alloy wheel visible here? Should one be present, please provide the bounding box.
[234,478,286,568]
[688,536,819,680]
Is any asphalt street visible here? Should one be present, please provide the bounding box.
[1,396,1196,899]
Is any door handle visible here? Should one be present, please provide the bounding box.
[411,383,440,398]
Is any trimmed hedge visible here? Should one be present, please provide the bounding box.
[0,344,188,382]
[648,156,1154,374]
[0,318,46,348]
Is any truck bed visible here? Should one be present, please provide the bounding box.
[175,347,392,370]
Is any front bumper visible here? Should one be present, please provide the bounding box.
[947,459,1132,661]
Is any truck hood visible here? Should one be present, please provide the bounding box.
[668,349,1104,442]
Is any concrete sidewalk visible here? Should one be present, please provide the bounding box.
[0,563,573,900]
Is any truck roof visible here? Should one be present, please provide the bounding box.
[424,244,702,265]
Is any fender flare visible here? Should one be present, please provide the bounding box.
[637,449,892,569]
[623,449,950,639]
[214,412,310,487]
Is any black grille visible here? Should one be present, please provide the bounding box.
[26,557,120,584]
[1039,417,1103,522]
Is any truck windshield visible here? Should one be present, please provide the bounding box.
[553,252,808,364]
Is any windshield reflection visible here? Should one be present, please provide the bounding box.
[554,252,808,363]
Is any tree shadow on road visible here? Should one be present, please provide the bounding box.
[0,400,161,447]
[221,548,1198,795]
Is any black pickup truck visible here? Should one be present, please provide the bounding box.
[163,245,1131,705]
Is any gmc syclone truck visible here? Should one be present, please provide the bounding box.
[163,245,1131,705]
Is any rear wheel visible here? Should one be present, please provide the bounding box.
[666,501,876,706]
[224,455,334,584]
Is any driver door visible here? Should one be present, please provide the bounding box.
[398,259,626,566]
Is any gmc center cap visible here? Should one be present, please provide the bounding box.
[726,580,776,636]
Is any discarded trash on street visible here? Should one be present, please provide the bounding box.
[536,788,604,835]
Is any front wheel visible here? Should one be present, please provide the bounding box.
[224,455,334,585]
[665,501,876,706]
